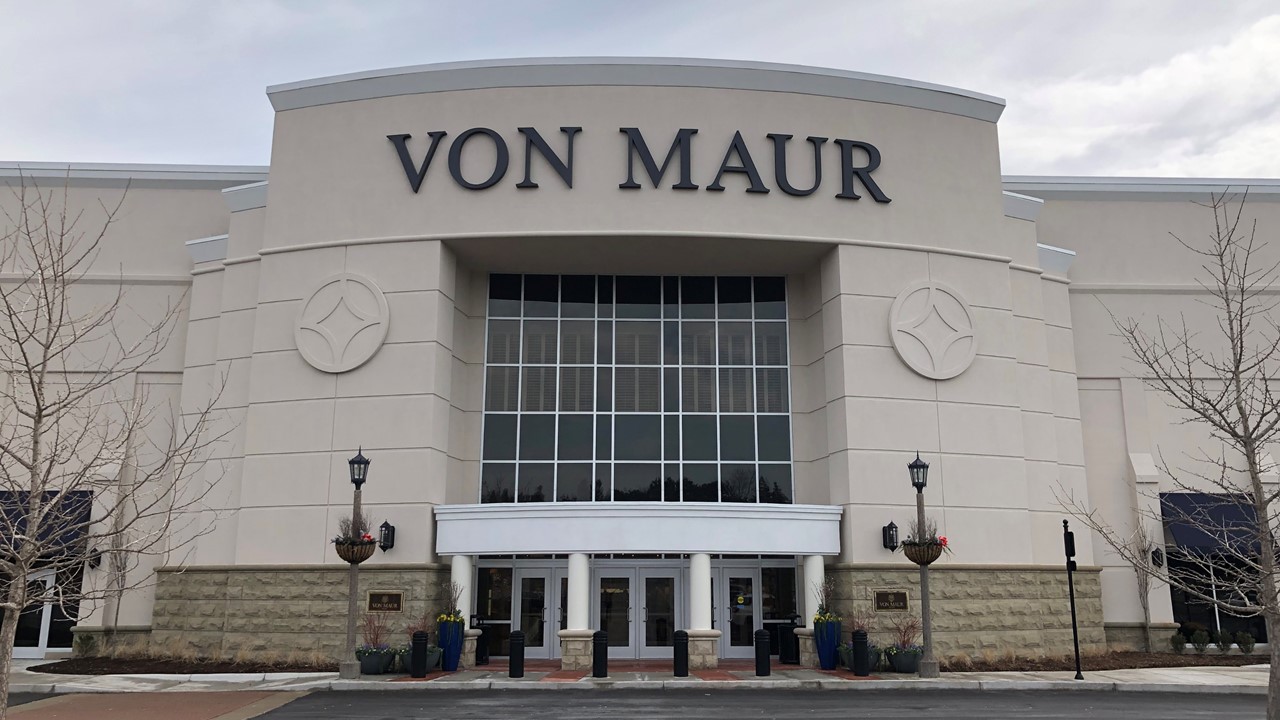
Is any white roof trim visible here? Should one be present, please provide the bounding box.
[222,181,268,212]
[267,57,1005,122]
[185,234,229,264]
[1004,176,1280,201]
[1037,243,1076,275]
[0,162,268,189]
[1002,191,1043,222]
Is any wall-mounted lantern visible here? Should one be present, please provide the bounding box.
[1151,547,1164,568]
[882,522,899,551]
[880,520,901,548]
[379,521,396,552]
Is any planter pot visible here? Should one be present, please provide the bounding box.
[405,645,443,674]
[814,621,841,670]
[838,645,853,670]
[888,651,922,674]
[439,620,465,671]
[359,653,386,675]
[903,543,943,566]
[335,541,376,564]
[868,646,883,672]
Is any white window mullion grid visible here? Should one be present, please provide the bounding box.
[482,274,792,505]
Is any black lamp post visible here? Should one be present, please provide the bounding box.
[340,448,371,680]
[909,452,940,679]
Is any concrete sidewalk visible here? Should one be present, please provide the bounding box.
[8,659,1271,695]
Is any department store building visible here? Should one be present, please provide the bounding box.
[4,58,1276,666]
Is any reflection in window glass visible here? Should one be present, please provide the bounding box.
[519,415,555,460]
[523,274,558,317]
[682,415,717,461]
[488,275,521,317]
[755,323,787,366]
[518,463,552,502]
[616,276,661,318]
[721,464,757,502]
[615,463,662,501]
[759,465,793,504]
[557,415,593,460]
[719,417,755,461]
[681,276,715,319]
[561,275,595,318]
[718,322,752,365]
[557,463,593,502]
[481,464,515,503]
[754,277,786,319]
[718,277,752,319]
[683,464,718,501]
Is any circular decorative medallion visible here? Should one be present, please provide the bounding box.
[888,281,976,380]
[294,272,390,373]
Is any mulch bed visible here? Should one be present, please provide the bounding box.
[29,657,338,675]
[945,651,1266,673]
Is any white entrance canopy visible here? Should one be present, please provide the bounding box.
[434,502,841,556]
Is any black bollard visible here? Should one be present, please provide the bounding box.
[509,630,525,678]
[592,630,608,678]
[410,630,430,678]
[673,630,689,677]
[754,628,771,677]
[851,629,870,677]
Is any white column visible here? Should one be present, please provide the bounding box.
[450,554,473,622]
[803,555,826,620]
[690,553,712,630]
[567,552,590,630]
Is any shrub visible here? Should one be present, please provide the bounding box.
[1235,631,1257,655]
[1169,632,1186,653]
[1215,634,1233,654]
[1190,630,1211,654]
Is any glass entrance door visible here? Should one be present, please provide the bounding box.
[715,568,760,659]
[595,570,636,658]
[512,568,567,659]
[12,570,54,659]
[638,569,680,658]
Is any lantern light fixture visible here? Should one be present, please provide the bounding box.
[908,452,929,492]
[882,522,899,551]
[348,448,370,487]
[379,521,396,552]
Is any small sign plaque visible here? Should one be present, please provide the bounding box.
[874,590,909,612]
[367,591,404,613]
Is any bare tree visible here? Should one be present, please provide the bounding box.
[1060,190,1280,717]
[1122,523,1158,653]
[0,175,225,718]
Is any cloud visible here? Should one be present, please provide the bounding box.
[999,14,1280,175]
[0,0,1276,176]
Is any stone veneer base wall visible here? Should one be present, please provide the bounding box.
[828,564,1106,659]
[1105,622,1180,652]
[149,565,449,658]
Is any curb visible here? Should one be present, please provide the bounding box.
[9,677,1269,696]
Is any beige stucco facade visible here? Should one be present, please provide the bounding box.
[3,58,1277,663]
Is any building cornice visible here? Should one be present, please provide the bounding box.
[266,57,1006,122]
[1004,176,1280,201]
[222,180,268,212]
[0,162,268,190]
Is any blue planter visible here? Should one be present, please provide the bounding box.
[439,621,464,671]
[814,621,841,670]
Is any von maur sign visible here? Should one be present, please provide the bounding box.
[387,127,892,203]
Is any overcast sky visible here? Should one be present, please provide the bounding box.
[2,1,1277,177]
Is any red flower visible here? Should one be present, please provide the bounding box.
[362,533,373,541]
[939,536,948,547]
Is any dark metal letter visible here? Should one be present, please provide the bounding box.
[387,131,447,194]
[447,128,510,190]
[517,127,581,189]
[768,133,826,197]
[619,128,698,190]
[834,139,891,203]
[706,131,769,194]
